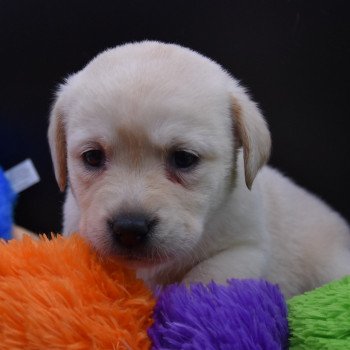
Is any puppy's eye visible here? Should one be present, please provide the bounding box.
[169,150,199,170]
[82,150,105,168]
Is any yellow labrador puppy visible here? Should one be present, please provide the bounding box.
[48,41,350,297]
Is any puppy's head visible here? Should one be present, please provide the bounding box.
[48,41,270,266]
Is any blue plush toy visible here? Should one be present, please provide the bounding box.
[0,167,16,240]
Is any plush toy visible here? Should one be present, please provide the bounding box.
[150,279,288,349]
[0,234,155,349]
[288,275,350,349]
[0,233,348,349]
[0,167,16,240]
[0,234,288,349]
[0,165,38,240]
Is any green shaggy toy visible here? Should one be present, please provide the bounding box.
[288,275,350,349]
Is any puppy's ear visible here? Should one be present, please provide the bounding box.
[232,94,271,190]
[48,103,67,192]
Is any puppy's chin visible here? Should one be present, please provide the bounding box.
[118,256,165,269]
[115,250,169,268]
[91,239,171,268]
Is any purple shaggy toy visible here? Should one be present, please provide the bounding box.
[149,279,288,349]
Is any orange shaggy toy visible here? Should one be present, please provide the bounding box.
[0,234,155,349]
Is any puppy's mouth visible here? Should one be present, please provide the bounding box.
[116,254,167,269]
[110,247,170,267]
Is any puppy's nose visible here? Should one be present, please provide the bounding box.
[109,213,156,248]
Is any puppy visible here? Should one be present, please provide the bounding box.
[48,41,350,297]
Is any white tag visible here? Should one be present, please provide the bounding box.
[5,159,40,193]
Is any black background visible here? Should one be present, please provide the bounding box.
[1,0,349,233]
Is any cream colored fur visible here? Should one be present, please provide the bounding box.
[48,41,350,297]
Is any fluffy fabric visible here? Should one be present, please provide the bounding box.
[6,231,347,349]
[149,279,289,349]
[288,275,350,349]
[0,167,16,240]
[0,234,154,349]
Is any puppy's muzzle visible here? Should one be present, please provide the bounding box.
[108,213,157,248]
